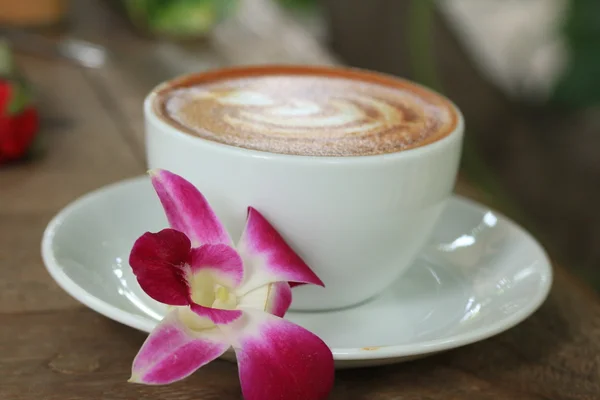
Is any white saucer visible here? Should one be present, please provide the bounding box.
[42,176,552,369]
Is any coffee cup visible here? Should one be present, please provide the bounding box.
[144,65,463,311]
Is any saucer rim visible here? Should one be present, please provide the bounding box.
[41,175,553,362]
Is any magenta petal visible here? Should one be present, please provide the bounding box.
[188,244,244,288]
[129,229,191,306]
[130,310,229,385]
[150,169,231,247]
[228,310,334,400]
[190,303,243,325]
[265,282,292,318]
[237,208,323,293]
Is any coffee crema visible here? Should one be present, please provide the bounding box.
[154,66,458,156]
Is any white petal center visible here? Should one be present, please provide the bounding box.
[188,269,239,310]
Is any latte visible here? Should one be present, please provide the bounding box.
[154,66,458,157]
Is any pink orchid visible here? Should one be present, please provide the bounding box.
[128,169,334,400]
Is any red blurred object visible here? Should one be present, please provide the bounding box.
[0,81,39,164]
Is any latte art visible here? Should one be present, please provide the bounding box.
[157,69,457,156]
[224,93,402,136]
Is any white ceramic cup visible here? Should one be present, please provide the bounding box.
[144,65,464,311]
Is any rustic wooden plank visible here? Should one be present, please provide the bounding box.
[1,267,598,400]
[0,213,80,313]
[0,54,143,313]
[0,54,142,215]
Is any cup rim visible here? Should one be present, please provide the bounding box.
[144,64,464,164]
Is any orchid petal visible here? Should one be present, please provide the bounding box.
[236,208,323,294]
[129,229,190,306]
[222,309,334,400]
[130,309,229,385]
[190,303,242,325]
[264,282,292,317]
[188,244,244,288]
[238,282,292,318]
[150,169,231,247]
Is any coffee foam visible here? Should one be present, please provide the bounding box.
[156,68,457,156]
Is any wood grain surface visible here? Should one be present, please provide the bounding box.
[1,1,600,399]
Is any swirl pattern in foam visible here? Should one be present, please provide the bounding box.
[156,68,457,156]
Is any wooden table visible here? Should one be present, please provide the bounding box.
[2,2,600,399]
